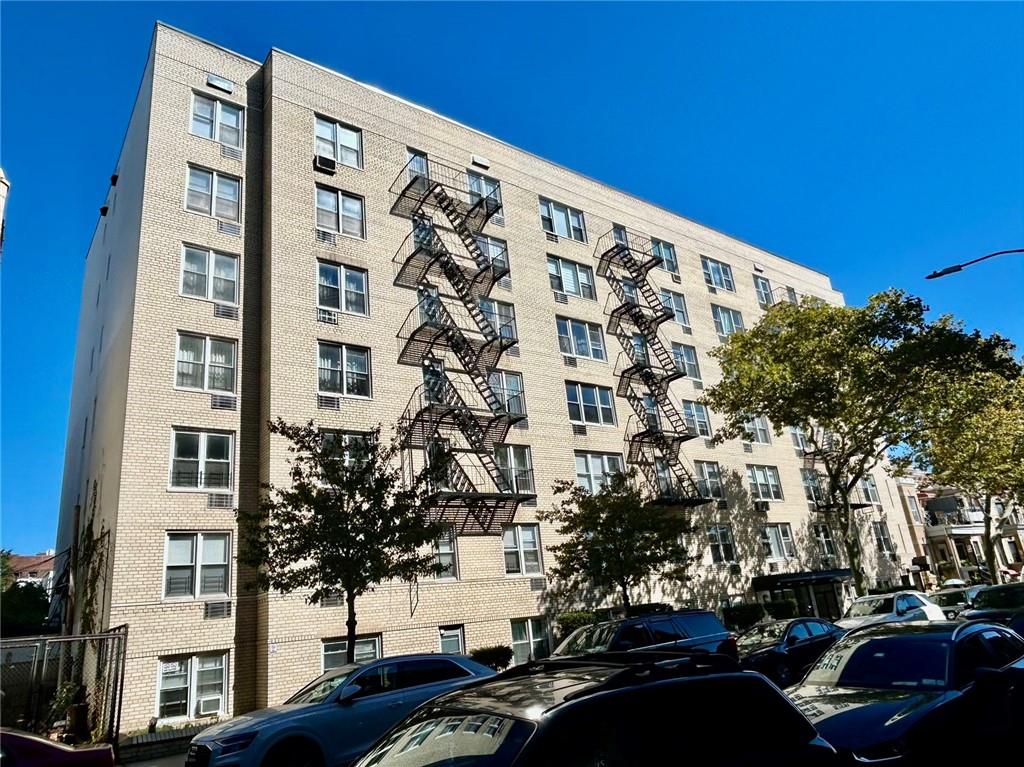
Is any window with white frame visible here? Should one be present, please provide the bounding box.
[503,524,541,575]
[157,653,227,719]
[802,468,826,503]
[701,256,735,291]
[314,116,363,168]
[753,275,773,308]
[315,186,365,238]
[170,430,232,489]
[164,532,230,598]
[479,298,517,341]
[711,304,745,337]
[495,445,534,493]
[860,476,881,504]
[762,523,796,559]
[813,523,837,557]
[743,414,771,444]
[439,625,465,655]
[873,520,896,554]
[487,370,525,415]
[653,239,678,274]
[747,464,784,501]
[556,317,605,360]
[708,525,736,564]
[186,167,240,222]
[434,529,458,579]
[659,289,690,327]
[181,246,238,305]
[191,94,243,148]
[539,197,586,241]
[789,425,810,451]
[680,400,711,437]
[323,636,381,670]
[694,460,723,498]
[318,342,370,397]
[476,234,509,271]
[547,255,595,299]
[784,286,799,305]
[655,457,673,496]
[322,430,373,469]
[905,493,922,524]
[565,382,615,426]
[574,452,624,493]
[318,261,368,315]
[468,171,504,224]
[176,334,236,393]
[672,343,701,380]
[511,618,549,665]
[621,278,639,305]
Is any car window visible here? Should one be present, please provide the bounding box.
[674,613,726,638]
[974,586,1024,610]
[555,622,621,656]
[806,637,950,690]
[610,622,652,651]
[981,630,1024,668]
[806,621,828,637]
[932,591,966,608]
[905,595,925,609]
[352,662,400,697]
[398,658,470,689]
[847,596,894,617]
[647,618,683,644]
[955,634,1002,688]
[286,666,358,704]
[788,623,810,641]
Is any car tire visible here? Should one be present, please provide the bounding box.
[773,661,795,687]
[262,739,324,767]
[946,611,957,620]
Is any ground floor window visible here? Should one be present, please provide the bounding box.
[157,653,227,720]
[323,635,381,671]
[511,618,549,665]
[439,625,465,655]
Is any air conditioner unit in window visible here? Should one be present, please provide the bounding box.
[768,561,780,573]
[671,274,681,284]
[546,232,559,243]
[318,395,341,411]
[213,303,239,320]
[571,424,587,436]
[317,308,339,325]
[314,154,337,175]
[742,443,753,453]
[217,221,241,237]
[315,229,337,246]
[716,499,729,511]
[729,563,742,576]
[197,696,222,716]
[753,500,770,513]
[221,144,243,162]
[553,291,568,304]
[563,355,577,367]
[203,601,232,619]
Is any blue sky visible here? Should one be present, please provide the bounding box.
[2,2,1022,553]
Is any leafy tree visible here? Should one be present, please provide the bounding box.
[702,290,1018,595]
[240,420,452,664]
[539,471,694,609]
[1,550,13,591]
[1,581,50,636]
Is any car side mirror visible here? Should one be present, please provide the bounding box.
[338,684,362,705]
[895,605,907,616]
[974,667,1007,695]
[785,634,798,646]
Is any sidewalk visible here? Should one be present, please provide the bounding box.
[122,754,185,767]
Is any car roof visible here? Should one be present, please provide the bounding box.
[843,619,1009,641]
[978,582,1024,592]
[574,609,715,630]
[363,653,482,666]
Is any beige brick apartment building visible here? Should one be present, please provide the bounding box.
[57,24,919,730]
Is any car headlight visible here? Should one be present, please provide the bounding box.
[215,731,259,756]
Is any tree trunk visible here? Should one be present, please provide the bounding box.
[620,582,632,611]
[842,497,868,596]
[345,590,358,664]
[982,495,1001,585]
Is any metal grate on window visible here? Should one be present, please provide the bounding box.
[563,355,577,367]
[316,229,337,246]
[318,394,341,410]
[743,443,753,453]
[218,221,241,237]
[717,499,729,510]
[553,291,568,304]
[754,500,770,513]
[203,601,232,619]
[572,424,588,436]
[506,346,520,357]
[529,578,546,591]
[211,394,237,411]
[317,308,339,325]
[220,144,243,162]
[208,493,234,509]
[321,593,344,608]
[498,276,512,290]
[213,303,239,320]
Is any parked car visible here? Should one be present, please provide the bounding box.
[960,582,1024,633]
[0,729,114,766]
[930,587,972,620]
[737,618,845,686]
[835,590,944,629]
[787,621,1024,763]
[353,653,840,766]
[551,609,738,660]
[186,654,494,767]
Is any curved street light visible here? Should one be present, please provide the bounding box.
[925,249,1024,280]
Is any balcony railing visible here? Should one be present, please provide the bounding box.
[594,226,663,278]
[393,225,509,297]
[390,156,502,232]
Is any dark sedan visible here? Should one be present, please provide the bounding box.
[787,621,1024,763]
[737,618,845,686]
[960,582,1024,634]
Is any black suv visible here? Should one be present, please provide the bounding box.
[551,609,738,660]
[352,653,838,766]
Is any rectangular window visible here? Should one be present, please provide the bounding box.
[556,317,606,360]
[191,94,243,148]
[711,304,745,338]
[164,532,230,598]
[708,525,736,564]
[186,167,240,222]
[487,370,525,416]
[574,452,624,493]
[479,298,517,341]
[322,430,373,469]
[653,239,678,274]
[873,521,895,554]
[317,261,368,315]
[813,523,837,557]
[539,197,586,241]
[789,425,810,451]
[434,529,458,580]
[439,626,465,655]
[176,334,236,393]
[694,460,723,499]
[314,116,363,168]
[659,290,690,327]
[495,445,534,493]
[906,494,922,524]
[785,286,799,305]
[468,171,503,224]
[753,275,773,308]
[747,464,784,501]
[476,234,509,271]
[511,618,549,665]
[157,652,227,720]
[181,246,238,305]
[170,430,232,489]
[503,524,542,575]
[680,400,711,437]
[318,342,371,398]
[860,476,881,504]
[323,636,381,671]
[701,256,735,291]
[743,414,771,444]
[672,343,701,380]
[802,468,825,503]
[565,382,616,426]
[762,523,796,559]
[315,186,365,238]
[547,256,595,299]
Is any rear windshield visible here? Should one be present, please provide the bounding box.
[553,622,621,656]
[286,666,359,704]
[674,613,726,638]
[738,622,787,647]
[845,596,894,617]
[974,587,1024,609]
[931,591,966,607]
[805,637,950,690]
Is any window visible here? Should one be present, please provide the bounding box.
[653,239,678,274]
[323,636,381,671]
[789,426,810,451]
[747,464,784,501]
[191,94,243,148]
[314,116,362,168]
[176,334,236,392]
[708,525,736,564]
[186,167,240,222]
[575,452,624,493]
[802,469,825,503]
[681,400,711,437]
[762,523,796,559]
[672,343,701,380]
[566,382,615,426]
[873,521,895,555]
[860,476,881,504]
[318,262,367,315]
[753,275,773,308]
[495,445,534,493]
[407,149,428,181]
[318,342,371,397]
[743,414,771,444]
[164,532,230,598]
[181,246,238,305]
[479,298,517,341]
[476,235,509,271]
[468,172,503,224]
[547,256,595,299]
[511,618,549,665]
[316,186,365,238]
[503,524,541,575]
[157,653,227,719]
[557,318,605,360]
[784,286,799,305]
[659,290,690,327]
[170,430,232,489]
[434,529,458,579]
[701,256,735,291]
[439,626,465,655]
[486,370,525,415]
[694,460,723,499]
[711,304,745,337]
[612,224,628,245]
[813,524,837,557]
[539,197,586,241]
[906,494,922,524]
[323,430,373,469]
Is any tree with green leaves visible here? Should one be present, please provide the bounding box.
[1,550,13,591]
[539,471,694,609]
[1,581,50,636]
[703,290,1018,595]
[915,373,1024,584]
[240,420,452,664]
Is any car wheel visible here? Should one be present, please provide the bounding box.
[946,611,957,620]
[263,739,323,767]
[773,661,795,687]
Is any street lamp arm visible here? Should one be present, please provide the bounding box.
[926,249,1024,280]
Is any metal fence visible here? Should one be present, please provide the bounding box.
[0,625,127,747]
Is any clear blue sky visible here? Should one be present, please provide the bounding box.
[2,2,1022,553]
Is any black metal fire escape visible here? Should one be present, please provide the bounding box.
[390,157,535,534]
[596,227,709,507]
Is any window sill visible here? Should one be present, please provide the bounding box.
[166,486,236,495]
[160,595,231,604]
[184,208,242,228]
[316,305,370,320]
[505,572,544,579]
[179,293,241,310]
[188,130,245,154]
[568,421,616,429]
[173,386,237,397]
[317,392,373,401]
[316,227,366,242]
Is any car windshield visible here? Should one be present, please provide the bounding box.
[353,708,536,767]
[738,622,787,647]
[553,622,621,656]
[845,596,894,617]
[931,591,966,607]
[805,637,950,690]
[974,587,1024,609]
[286,666,359,704]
